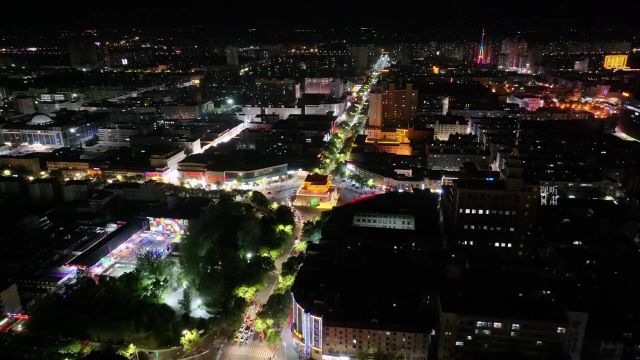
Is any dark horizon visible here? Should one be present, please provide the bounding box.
[3,1,640,33]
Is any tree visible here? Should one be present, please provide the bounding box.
[249,191,270,209]
[282,255,304,276]
[179,288,192,313]
[301,220,322,243]
[180,329,202,352]
[118,343,139,359]
[233,285,258,303]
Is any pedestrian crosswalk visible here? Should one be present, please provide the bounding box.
[221,341,276,360]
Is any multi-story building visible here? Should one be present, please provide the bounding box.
[291,192,441,360]
[438,274,587,360]
[382,83,417,128]
[0,113,101,147]
[98,127,140,145]
[255,78,299,107]
[0,283,22,316]
[304,78,333,95]
[441,158,539,256]
[35,93,82,114]
[362,128,412,155]
[178,150,288,186]
[350,46,369,71]
[427,135,490,171]
[417,115,468,141]
[158,104,200,120]
[225,45,239,66]
[368,92,383,127]
[13,96,36,115]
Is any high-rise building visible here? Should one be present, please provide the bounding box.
[382,83,417,128]
[441,153,540,256]
[68,39,98,70]
[367,91,383,127]
[350,46,369,71]
[225,46,239,66]
[499,38,528,69]
[13,96,36,115]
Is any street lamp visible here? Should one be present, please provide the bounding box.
[226,98,234,105]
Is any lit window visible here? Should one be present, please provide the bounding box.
[353,339,357,344]
[536,340,543,346]
[510,227,515,232]
[478,210,483,214]
[501,243,506,247]
[459,209,463,213]
[557,327,566,334]
[510,331,517,337]
[463,224,468,229]
[493,322,502,329]
[465,209,470,214]
[505,210,511,215]
[476,321,486,327]
[507,243,512,248]
[494,242,500,247]
[467,335,472,340]
[469,241,474,245]
[471,209,477,214]
[455,341,464,347]
[512,324,520,330]
[482,329,491,335]
[470,225,475,230]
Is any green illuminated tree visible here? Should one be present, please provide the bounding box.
[180,329,202,352]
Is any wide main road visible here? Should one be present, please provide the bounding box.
[211,56,391,360]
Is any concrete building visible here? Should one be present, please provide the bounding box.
[28,179,56,202]
[0,283,22,316]
[291,193,441,360]
[13,96,36,115]
[350,46,369,71]
[35,93,82,115]
[98,127,140,145]
[427,137,491,171]
[240,106,303,122]
[368,92,383,127]
[418,115,469,141]
[103,181,163,202]
[382,83,417,128]
[62,180,89,201]
[0,113,100,147]
[159,104,200,120]
[178,150,288,185]
[255,78,299,107]
[441,158,539,256]
[225,45,239,66]
[438,274,587,360]
[68,38,98,70]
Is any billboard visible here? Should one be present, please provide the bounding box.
[603,54,629,70]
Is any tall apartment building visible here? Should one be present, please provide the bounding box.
[367,91,383,127]
[441,158,539,256]
[382,83,417,128]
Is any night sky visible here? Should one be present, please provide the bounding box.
[3,0,640,32]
